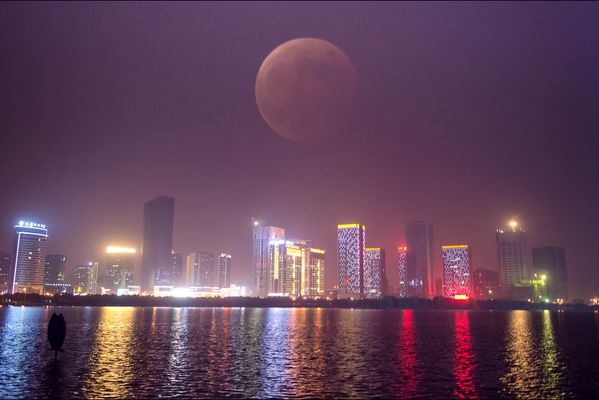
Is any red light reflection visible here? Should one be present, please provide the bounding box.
[454,312,477,399]
[393,310,420,398]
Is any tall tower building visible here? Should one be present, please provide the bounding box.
[496,220,527,295]
[405,222,434,298]
[337,224,365,299]
[217,253,232,288]
[87,261,99,295]
[442,245,472,298]
[253,223,285,297]
[199,251,216,287]
[104,246,136,293]
[397,246,407,298]
[364,247,386,298]
[141,196,175,291]
[11,221,48,294]
[171,252,184,287]
[306,248,326,298]
[532,246,567,301]
[45,255,67,288]
[185,252,201,287]
[0,251,11,293]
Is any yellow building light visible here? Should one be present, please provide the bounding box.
[441,245,469,249]
[106,246,136,254]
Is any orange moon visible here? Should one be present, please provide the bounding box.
[255,38,357,143]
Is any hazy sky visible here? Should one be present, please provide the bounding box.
[1,2,598,298]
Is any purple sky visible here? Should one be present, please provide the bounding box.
[1,2,598,298]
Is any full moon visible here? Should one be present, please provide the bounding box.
[255,38,357,142]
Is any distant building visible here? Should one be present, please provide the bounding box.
[533,246,567,301]
[11,221,48,294]
[171,252,184,287]
[472,269,499,300]
[87,262,99,295]
[0,251,12,293]
[269,240,326,298]
[306,248,326,298]
[405,222,434,298]
[337,224,365,299]
[141,196,175,291]
[44,255,67,292]
[185,252,202,287]
[253,223,285,297]
[397,246,407,298]
[364,248,386,298]
[104,247,135,293]
[217,253,232,288]
[442,245,472,298]
[496,220,527,296]
[70,264,90,294]
[199,252,216,287]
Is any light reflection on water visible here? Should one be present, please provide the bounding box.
[0,307,598,398]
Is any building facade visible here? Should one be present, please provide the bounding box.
[44,254,67,291]
[87,262,99,295]
[306,248,326,298]
[397,246,407,298]
[532,246,567,302]
[253,224,285,297]
[405,222,434,298]
[141,196,175,291]
[171,252,184,287]
[185,252,201,287]
[364,248,386,298]
[11,221,48,294]
[472,268,499,300]
[0,251,11,293]
[104,247,135,293]
[337,224,365,298]
[442,245,472,298]
[217,253,232,288]
[496,220,527,296]
[199,252,216,287]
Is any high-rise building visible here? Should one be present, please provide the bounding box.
[104,246,136,293]
[11,221,48,294]
[70,264,90,294]
[253,223,285,297]
[405,222,434,298]
[306,248,326,298]
[171,252,184,287]
[337,224,365,299]
[364,248,386,298]
[0,251,12,293]
[532,246,567,302]
[185,252,201,287]
[397,246,407,298]
[87,261,99,295]
[472,269,499,300]
[199,252,216,287]
[217,253,232,288]
[44,255,67,287]
[141,196,175,291]
[496,220,527,296]
[442,245,472,299]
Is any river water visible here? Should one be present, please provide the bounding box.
[1,307,597,398]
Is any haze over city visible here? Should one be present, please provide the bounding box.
[1,2,598,299]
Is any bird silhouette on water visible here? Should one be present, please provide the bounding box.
[48,313,66,361]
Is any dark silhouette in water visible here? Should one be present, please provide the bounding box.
[47,313,66,360]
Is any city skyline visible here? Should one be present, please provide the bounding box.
[1,3,598,299]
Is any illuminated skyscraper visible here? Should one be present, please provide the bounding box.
[104,246,136,293]
[217,253,232,288]
[253,223,285,297]
[532,246,567,301]
[337,224,365,298]
[87,261,99,295]
[397,246,407,298]
[185,252,201,287]
[496,220,527,295]
[70,264,90,294]
[306,248,326,298]
[442,245,472,298]
[364,248,386,298]
[405,222,434,297]
[199,252,216,286]
[45,255,67,288]
[141,196,175,291]
[11,221,48,294]
[0,251,11,293]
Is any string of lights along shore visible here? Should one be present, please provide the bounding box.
[0,197,569,303]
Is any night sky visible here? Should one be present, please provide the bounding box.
[1,3,598,298]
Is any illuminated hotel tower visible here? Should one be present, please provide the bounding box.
[364,247,386,298]
[442,245,472,298]
[253,222,285,297]
[496,220,527,294]
[217,253,232,288]
[398,246,407,297]
[11,221,48,294]
[337,224,365,298]
[405,222,434,297]
[141,196,175,291]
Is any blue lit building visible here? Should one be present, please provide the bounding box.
[11,220,48,294]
